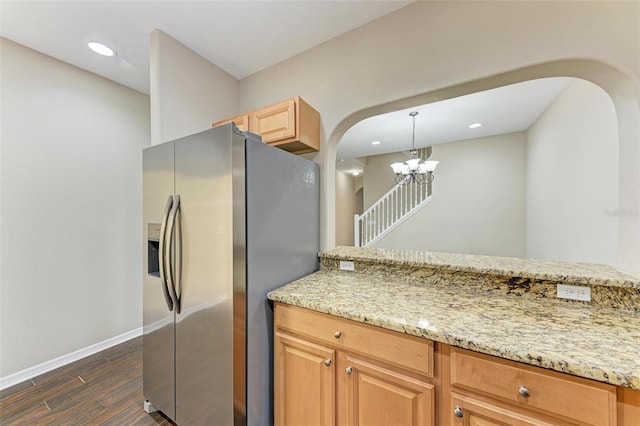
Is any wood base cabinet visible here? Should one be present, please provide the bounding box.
[451,393,576,426]
[274,303,435,426]
[337,353,435,426]
[274,333,335,426]
[274,303,640,426]
[449,347,617,426]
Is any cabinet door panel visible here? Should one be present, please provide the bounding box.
[212,114,249,131]
[251,98,296,143]
[275,332,335,426]
[338,354,434,426]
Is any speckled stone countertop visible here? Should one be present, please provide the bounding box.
[268,248,640,390]
[321,246,640,289]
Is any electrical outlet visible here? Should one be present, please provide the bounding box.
[557,284,591,302]
[339,260,355,271]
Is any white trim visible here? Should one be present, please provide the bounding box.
[0,327,143,391]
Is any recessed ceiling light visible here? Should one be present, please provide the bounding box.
[352,170,361,176]
[88,42,116,57]
[469,122,483,129]
[371,140,381,145]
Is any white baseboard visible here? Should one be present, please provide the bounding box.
[0,327,143,391]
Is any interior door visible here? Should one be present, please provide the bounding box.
[142,141,176,420]
[174,126,236,425]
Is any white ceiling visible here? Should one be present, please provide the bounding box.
[1,0,572,174]
[0,0,412,94]
[336,77,573,173]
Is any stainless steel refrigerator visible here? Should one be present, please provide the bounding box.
[142,124,319,426]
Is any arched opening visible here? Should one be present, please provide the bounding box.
[324,60,640,276]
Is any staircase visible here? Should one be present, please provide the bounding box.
[354,147,434,247]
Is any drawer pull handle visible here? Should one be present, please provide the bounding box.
[519,385,530,398]
[334,331,342,339]
[324,359,332,367]
[345,366,353,375]
[454,407,463,418]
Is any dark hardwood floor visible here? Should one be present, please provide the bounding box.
[0,336,176,425]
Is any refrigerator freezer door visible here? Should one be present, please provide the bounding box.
[245,137,320,426]
[174,126,237,425]
[143,141,176,420]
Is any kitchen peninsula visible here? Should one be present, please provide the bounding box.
[269,247,640,426]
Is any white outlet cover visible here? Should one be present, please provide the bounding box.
[557,284,591,302]
[339,260,355,271]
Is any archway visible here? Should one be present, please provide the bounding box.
[322,59,640,275]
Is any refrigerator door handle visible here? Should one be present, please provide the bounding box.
[175,196,183,314]
[165,194,181,313]
[158,195,174,311]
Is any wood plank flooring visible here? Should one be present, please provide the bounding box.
[0,336,176,425]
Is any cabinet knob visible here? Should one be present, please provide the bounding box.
[324,359,332,367]
[453,407,463,418]
[345,366,353,375]
[519,385,530,398]
[334,331,342,339]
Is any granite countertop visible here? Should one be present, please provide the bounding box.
[321,246,640,289]
[268,249,640,390]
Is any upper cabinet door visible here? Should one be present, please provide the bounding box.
[250,98,296,143]
[212,114,249,132]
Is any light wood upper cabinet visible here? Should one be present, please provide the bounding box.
[213,114,248,132]
[213,96,320,154]
[251,98,296,143]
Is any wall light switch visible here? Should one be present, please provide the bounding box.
[339,260,355,271]
[557,284,591,302]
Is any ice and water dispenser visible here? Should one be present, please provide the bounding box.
[147,223,161,277]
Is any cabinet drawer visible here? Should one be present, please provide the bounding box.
[274,303,433,377]
[450,347,617,425]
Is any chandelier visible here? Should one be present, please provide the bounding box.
[390,111,439,185]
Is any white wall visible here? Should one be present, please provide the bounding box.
[0,38,150,378]
[150,30,239,145]
[237,0,640,275]
[372,134,527,257]
[526,79,619,264]
[362,152,407,210]
[335,171,359,246]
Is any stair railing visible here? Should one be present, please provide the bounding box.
[354,181,432,247]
